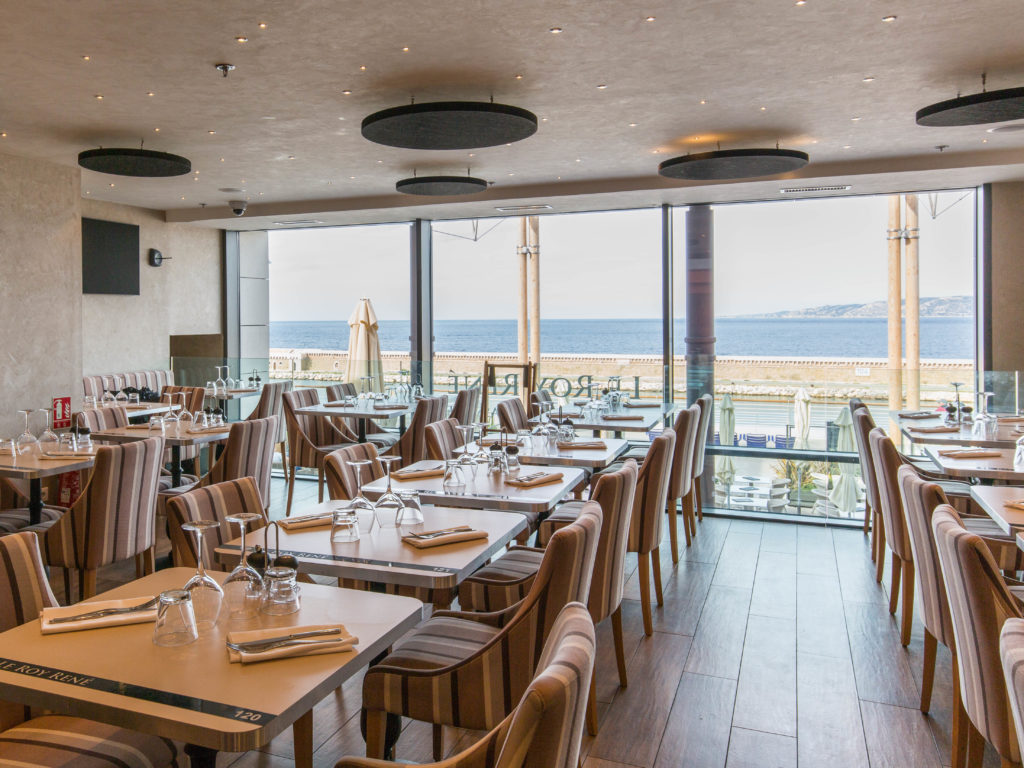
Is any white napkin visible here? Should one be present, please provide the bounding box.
[938,448,1003,459]
[402,527,488,549]
[556,440,607,450]
[37,452,98,460]
[40,597,158,635]
[278,513,334,531]
[226,624,358,664]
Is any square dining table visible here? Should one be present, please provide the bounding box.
[91,423,231,486]
[0,568,422,768]
[530,402,673,438]
[899,415,1021,449]
[923,446,1024,482]
[969,485,1024,534]
[216,503,528,597]
[294,401,415,443]
[0,449,97,525]
[459,437,629,470]
[361,460,585,517]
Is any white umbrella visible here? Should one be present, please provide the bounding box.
[794,388,811,449]
[715,394,736,488]
[828,406,860,516]
[345,298,384,392]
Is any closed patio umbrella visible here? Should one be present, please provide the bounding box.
[346,298,384,392]
[715,394,737,488]
[828,406,859,516]
[794,388,811,449]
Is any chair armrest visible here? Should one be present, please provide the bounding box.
[431,604,519,628]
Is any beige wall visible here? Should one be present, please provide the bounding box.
[0,152,82,435]
[80,199,222,375]
[989,181,1024,372]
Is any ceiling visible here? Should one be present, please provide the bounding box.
[4,0,1024,229]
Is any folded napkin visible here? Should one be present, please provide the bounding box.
[227,624,358,664]
[40,597,158,635]
[323,401,354,408]
[601,414,644,421]
[278,513,334,531]
[556,440,607,450]
[550,412,583,420]
[910,426,960,433]
[392,465,446,480]
[1004,499,1024,512]
[505,472,564,488]
[938,449,1003,459]
[625,402,661,409]
[373,404,406,411]
[125,424,157,430]
[188,426,230,434]
[38,451,98,460]
[402,527,488,549]
[899,410,938,419]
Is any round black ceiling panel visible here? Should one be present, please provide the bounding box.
[658,148,809,181]
[78,148,192,177]
[916,87,1024,127]
[362,101,538,150]
[396,175,488,195]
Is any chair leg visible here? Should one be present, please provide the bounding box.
[666,499,680,564]
[80,569,97,601]
[638,555,653,636]
[143,546,156,575]
[652,551,664,607]
[900,558,914,647]
[888,555,901,616]
[611,605,628,687]
[62,569,72,605]
[134,553,144,579]
[966,720,984,768]
[433,724,443,762]
[876,521,887,583]
[318,466,325,503]
[863,500,872,536]
[920,630,937,713]
[952,653,968,768]
[695,481,703,521]
[364,709,388,759]
[286,463,296,517]
[585,675,599,736]
[681,492,694,547]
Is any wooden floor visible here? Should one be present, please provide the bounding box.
[78,476,1002,768]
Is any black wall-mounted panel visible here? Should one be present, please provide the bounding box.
[82,217,140,295]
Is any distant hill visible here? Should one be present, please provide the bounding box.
[734,295,973,319]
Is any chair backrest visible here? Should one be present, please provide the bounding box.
[868,428,912,560]
[745,434,767,448]
[667,405,700,502]
[0,532,58,632]
[165,477,268,570]
[848,397,867,414]
[326,382,358,400]
[497,398,529,433]
[283,388,348,467]
[852,407,881,515]
[248,380,291,422]
[76,406,129,433]
[83,369,173,398]
[395,396,446,466]
[629,428,676,556]
[324,443,384,500]
[897,465,954,648]
[1001,618,1024,766]
[690,394,712,478]
[44,437,164,570]
[933,506,1022,764]
[425,418,466,461]
[451,388,481,426]
[161,385,206,413]
[587,460,639,623]
[206,416,279,504]
[529,390,553,419]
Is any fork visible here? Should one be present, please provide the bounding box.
[50,596,159,624]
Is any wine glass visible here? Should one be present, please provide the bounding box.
[101,390,116,407]
[224,366,236,390]
[16,409,36,453]
[214,367,226,396]
[180,519,224,631]
[471,422,491,464]
[37,408,58,450]
[374,456,404,527]
[347,459,376,517]
[115,389,129,406]
[222,512,265,619]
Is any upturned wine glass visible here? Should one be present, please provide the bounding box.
[16,409,36,453]
[222,512,264,619]
[37,408,58,449]
[180,519,224,630]
[374,456,404,527]
[471,422,491,463]
[347,460,376,516]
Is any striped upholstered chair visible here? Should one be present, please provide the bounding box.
[325,383,399,449]
[933,506,1023,768]
[852,407,885,569]
[630,428,676,636]
[362,502,602,761]
[325,443,384,501]
[664,404,700,558]
[382,395,447,467]
[0,479,65,535]
[425,418,465,461]
[497,397,529,433]
[165,477,268,570]
[450,387,481,426]
[160,385,208,472]
[282,388,355,515]
[340,603,595,768]
[247,380,292,464]
[1001,619,1024,765]
[43,437,163,602]
[0,532,177,767]
[529,389,553,419]
[688,394,712,523]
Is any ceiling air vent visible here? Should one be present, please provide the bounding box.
[272,219,324,226]
[494,204,553,213]
[779,185,851,194]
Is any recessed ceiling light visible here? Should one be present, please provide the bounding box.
[81,55,90,61]
[220,157,225,162]
[468,152,476,157]
[258,22,267,29]
[193,176,198,181]
[699,99,707,105]
[154,127,160,132]
[402,46,410,51]
[288,155,295,160]
[843,144,852,149]
[629,122,638,127]
[862,76,875,82]
[549,27,562,33]
[644,16,656,21]
[882,15,897,22]
[359,65,366,71]
[983,139,988,143]
[341,89,352,95]
[507,172,515,176]
[95,94,103,100]
[377,159,383,163]
[514,74,523,80]
[760,106,767,111]
[180,196,186,200]
[795,0,806,5]
[596,84,607,89]
[235,36,248,43]
[208,130,216,134]
[575,158,582,162]
[1,132,7,138]
[350,175,356,179]
[108,183,115,187]
[261,116,276,120]
[147,91,155,97]
[851,116,861,121]
[651,149,660,154]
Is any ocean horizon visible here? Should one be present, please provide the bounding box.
[270,317,974,359]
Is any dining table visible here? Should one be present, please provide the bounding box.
[529,401,673,438]
[0,448,96,525]
[216,503,528,599]
[969,485,1024,534]
[923,445,1024,482]
[0,568,422,768]
[91,423,231,486]
[294,401,415,443]
[899,414,1023,449]
[458,436,629,470]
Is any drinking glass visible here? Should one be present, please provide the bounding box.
[0,438,16,458]
[83,395,97,409]
[57,433,77,453]
[153,589,199,647]
[1016,435,1024,466]
[75,413,92,450]
[330,508,360,542]
[149,415,165,434]
[222,512,265,619]
[115,389,129,406]
[16,409,36,453]
[101,390,116,407]
[180,519,224,631]
[261,566,301,615]
[504,443,520,472]
[443,459,466,494]
[128,392,140,406]
[178,409,194,433]
[374,456,404,528]
[37,408,58,449]
[205,381,215,396]
[978,391,996,422]
[396,490,424,525]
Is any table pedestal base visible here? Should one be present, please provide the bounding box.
[184,743,217,768]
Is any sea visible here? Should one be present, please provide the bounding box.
[270,317,973,359]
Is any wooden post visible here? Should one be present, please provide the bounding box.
[517,217,529,364]
[904,195,920,410]
[528,215,541,365]
[887,195,904,416]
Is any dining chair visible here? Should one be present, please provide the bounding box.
[934,506,1023,768]
[451,387,481,426]
[160,384,207,473]
[158,416,278,519]
[529,389,553,419]
[282,388,355,515]
[425,418,466,461]
[339,603,595,768]
[325,443,384,500]
[165,477,268,571]
[247,380,292,466]
[1000,619,1024,767]
[665,404,701,557]
[0,479,65,535]
[325,383,399,449]
[851,405,884,562]
[689,394,713,523]
[382,395,446,467]
[43,436,163,602]
[0,531,178,766]
[361,502,601,761]
[629,428,676,636]
[497,397,530,433]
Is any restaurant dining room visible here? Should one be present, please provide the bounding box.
[4,2,1024,767]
